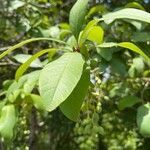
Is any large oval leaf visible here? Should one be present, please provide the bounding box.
[39,52,85,111]
[137,103,150,137]
[0,105,16,139]
[103,8,150,24]
[60,68,90,121]
[69,0,89,40]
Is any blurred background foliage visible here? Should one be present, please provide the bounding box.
[0,0,150,149]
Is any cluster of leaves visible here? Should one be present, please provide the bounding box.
[0,0,74,41]
[0,0,150,149]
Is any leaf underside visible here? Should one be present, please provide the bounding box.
[39,52,85,111]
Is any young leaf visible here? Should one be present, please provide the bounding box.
[39,52,85,111]
[137,103,150,137]
[60,69,90,121]
[98,42,150,61]
[0,38,67,60]
[79,19,100,45]
[15,48,56,80]
[103,8,150,24]
[69,0,89,40]
[87,26,104,44]
[0,105,16,139]
[118,95,141,110]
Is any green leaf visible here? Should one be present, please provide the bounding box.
[15,48,56,80]
[97,47,112,61]
[58,23,70,30]
[18,70,40,88]
[133,57,145,73]
[39,26,60,38]
[79,19,100,45]
[7,71,40,102]
[118,42,150,61]
[128,65,136,78]
[110,57,127,76]
[126,20,143,30]
[30,94,45,110]
[67,36,77,48]
[80,45,89,59]
[103,8,150,24]
[87,4,107,18]
[69,0,89,39]
[87,26,104,44]
[22,71,40,95]
[99,61,108,72]
[59,30,71,40]
[137,103,150,137]
[13,54,43,68]
[0,105,16,139]
[83,19,99,32]
[0,101,6,112]
[0,38,67,60]
[118,95,141,110]
[7,81,21,103]
[39,52,85,111]
[131,32,150,42]
[98,42,150,61]
[60,69,90,121]
[10,0,25,10]
[125,2,145,10]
